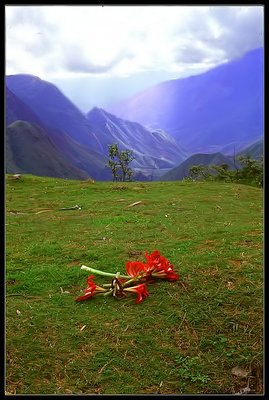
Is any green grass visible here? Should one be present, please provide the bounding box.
[5,175,263,394]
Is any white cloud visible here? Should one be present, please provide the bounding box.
[5,5,264,79]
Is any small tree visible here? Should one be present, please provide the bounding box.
[210,163,234,182]
[106,144,134,182]
[188,165,211,181]
[236,154,263,187]
[187,155,263,188]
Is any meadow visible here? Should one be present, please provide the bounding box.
[5,175,263,394]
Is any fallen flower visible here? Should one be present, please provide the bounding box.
[76,250,179,304]
[145,250,179,281]
[123,283,149,304]
[76,274,149,304]
[75,275,108,302]
[125,261,147,279]
[125,250,179,282]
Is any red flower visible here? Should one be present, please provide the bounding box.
[125,251,179,282]
[144,250,179,281]
[75,275,107,302]
[125,261,147,278]
[123,283,149,304]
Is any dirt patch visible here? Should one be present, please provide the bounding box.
[110,185,129,191]
[132,185,147,191]
[196,240,217,253]
[228,259,243,268]
[200,266,220,277]
[245,230,263,236]
[237,239,262,249]
[66,260,81,267]
[7,279,17,286]
[127,250,144,259]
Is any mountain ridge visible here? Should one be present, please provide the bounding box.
[107,47,263,155]
[161,152,239,181]
[86,107,187,170]
[6,120,89,179]
[6,77,187,180]
[6,48,263,180]
[161,138,263,181]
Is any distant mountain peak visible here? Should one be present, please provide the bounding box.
[6,47,263,181]
[6,74,188,181]
[108,47,263,156]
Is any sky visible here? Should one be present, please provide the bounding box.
[5,5,264,112]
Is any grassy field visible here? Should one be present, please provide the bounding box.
[5,175,263,394]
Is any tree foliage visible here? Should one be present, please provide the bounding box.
[106,143,134,182]
[187,155,263,187]
[236,155,263,187]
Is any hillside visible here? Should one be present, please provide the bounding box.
[86,107,187,179]
[237,138,263,160]
[6,75,187,180]
[108,48,263,155]
[6,87,47,127]
[6,121,89,180]
[6,74,106,152]
[6,87,112,180]
[161,152,238,181]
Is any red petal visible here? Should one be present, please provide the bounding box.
[76,275,97,301]
[75,292,94,302]
[87,275,96,285]
[125,261,147,277]
[134,284,149,303]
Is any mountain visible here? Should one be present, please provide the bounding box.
[86,107,187,179]
[161,152,239,181]
[6,87,111,180]
[6,74,104,152]
[6,121,89,179]
[45,128,112,181]
[6,87,46,127]
[108,48,263,155]
[237,138,263,160]
[6,76,188,180]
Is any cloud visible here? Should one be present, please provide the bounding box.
[5,5,264,78]
[206,6,264,59]
[60,43,135,74]
[171,6,263,66]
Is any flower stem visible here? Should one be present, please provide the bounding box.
[81,265,129,279]
[103,289,114,297]
[121,277,140,287]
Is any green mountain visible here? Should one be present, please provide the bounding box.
[48,128,111,181]
[6,87,112,180]
[161,152,238,181]
[6,121,89,180]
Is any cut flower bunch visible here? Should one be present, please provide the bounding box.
[76,250,179,304]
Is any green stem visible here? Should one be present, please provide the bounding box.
[81,265,129,279]
[121,277,139,287]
